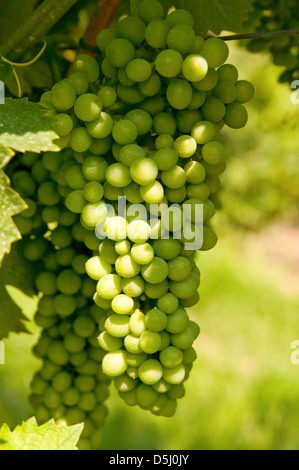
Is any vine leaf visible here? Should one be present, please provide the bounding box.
[0,417,84,450]
[0,172,27,268]
[0,98,59,153]
[0,58,13,83]
[0,242,38,338]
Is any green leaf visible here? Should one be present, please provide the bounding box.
[5,59,53,97]
[0,98,58,153]
[0,417,84,450]
[0,242,38,338]
[0,144,15,169]
[0,58,13,83]
[0,170,27,265]
[0,172,27,267]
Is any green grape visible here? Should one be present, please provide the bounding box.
[115,240,131,256]
[56,269,81,295]
[174,135,197,158]
[186,182,209,200]
[176,110,202,134]
[124,109,153,136]
[155,134,174,149]
[98,86,117,108]
[124,334,142,354]
[202,141,226,165]
[137,0,164,23]
[139,330,161,354]
[73,54,100,83]
[106,162,132,188]
[102,350,127,376]
[129,310,146,336]
[191,120,216,145]
[115,254,141,278]
[47,341,69,366]
[201,97,226,123]
[153,147,178,171]
[171,327,195,350]
[35,271,57,296]
[141,257,168,284]
[117,84,144,104]
[140,95,165,115]
[67,72,89,95]
[65,165,87,190]
[119,144,145,167]
[184,161,206,184]
[155,49,183,78]
[112,120,138,145]
[126,58,152,82]
[69,127,92,152]
[136,384,158,408]
[217,64,238,83]
[96,27,118,52]
[38,181,60,206]
[224,102,248,129]
[214,80,237,104]
[145,19,169,49]
[167,79,192,110]
[111,294,134,315]
[101,58,118,79]
[163,364,186,384]
[51,113,73,137]
[166,9,194,28]
[199,38,229,68]
[83,181,104,202]
[51,81,76,111]
[74,93,102,122]
[157,293,179,314]
[96,274,122,299]
[169,277,197,299]
[140,180,164,203]
[23,239,48,261]
[152,238,181,260]
[138,359,163,385]
[82,156,108,182]
[105,38,135,68]
[166,307,189,333]
[85,256,111,280]
[90,136,113,156]
[85,112,114,139]
[65,190,86,213]
[117,16,146,45]
[193,68,218,91]
[167,24,195,54]
[153,112,176,136]
[160,346,183,368]
[161,165,187,189]
[145,308,167,332]
[167,257,192,282]
[127,220,151,244]
[131,243,154,265]
[102,216,127,241]
[98,331,123,352]
[144,279,169,299]
[52,371,72,393]
[130,158,158,185]
[54,294,77,316]
[235,80,255,103]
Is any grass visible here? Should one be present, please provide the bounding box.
[1,231,298,450]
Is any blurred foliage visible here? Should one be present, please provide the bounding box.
[219,45,299,231]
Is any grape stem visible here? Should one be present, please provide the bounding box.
[213,29,299,41]
[0,0,78,60]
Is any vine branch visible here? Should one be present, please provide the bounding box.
[0,0,78,61]
[82,0,123,50]
[215,29,299,41]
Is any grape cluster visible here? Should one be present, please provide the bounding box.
[10,152,111,450]
[246,0,299,84]
[13,0,254,425]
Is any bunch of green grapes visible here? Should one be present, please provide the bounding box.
[33,0,254,418]
[246,0,299,83]
[10,152,111,450]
